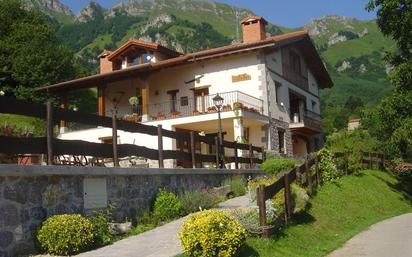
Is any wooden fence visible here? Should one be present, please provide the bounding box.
[257,151,386,237]
[0,97,264,168]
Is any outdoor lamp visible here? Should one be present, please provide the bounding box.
[213,94,224,109]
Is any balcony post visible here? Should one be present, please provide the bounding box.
[58,93,67,134]
[141,77,149,122]
[98,85,106,117]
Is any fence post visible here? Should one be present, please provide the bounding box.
[234,141,239,170]
[261,147,266,163]
[257,185,268,238]
[190,131,196,168]
[381,154,386,171]
[315,155,321,187]
[215,136,220,168]
[157,125,164,168]
[369,152,372,170]
[344,152,349,175]
[112,110,119,167]
[249,144,254,169]
[284,172,292,223]
[46,102,54,165]
[305,157,313,195]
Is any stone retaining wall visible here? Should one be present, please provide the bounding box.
[0,164,264,257]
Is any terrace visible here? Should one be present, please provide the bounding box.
[122,91,264,123]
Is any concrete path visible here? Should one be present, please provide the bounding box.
[328,213,412,257]
[76,196,253,257]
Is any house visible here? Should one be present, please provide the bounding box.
[38,15,333,167]
[348,118,361,131]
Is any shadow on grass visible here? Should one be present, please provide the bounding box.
[372,172,412,205]
[292,211,316,225]
[237,244,260,257]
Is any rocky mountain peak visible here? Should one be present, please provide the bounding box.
[75,1,105,23]
[305,15,355,37]
[23,0,73,16]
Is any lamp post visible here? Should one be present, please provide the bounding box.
[213,94,225,168]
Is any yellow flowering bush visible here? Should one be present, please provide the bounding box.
[36,214,96,256]
[179,210,247,257]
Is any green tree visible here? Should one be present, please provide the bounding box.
[364,0,412,160]
[0,0,77,101]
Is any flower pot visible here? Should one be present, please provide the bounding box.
[108,222,132,235]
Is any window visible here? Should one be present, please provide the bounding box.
[290,51,301,74]
[180,96,189,106]
[278,130,285,154]
[275,81,282,104]
[312,100,317,112]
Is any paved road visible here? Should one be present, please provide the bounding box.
[75,196,253,257]
[328,213,412,257]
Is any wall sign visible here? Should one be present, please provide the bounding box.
[232,73,251,83]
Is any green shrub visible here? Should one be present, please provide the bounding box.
[247,176,279,202]
[224,176,246,197]
[178,191,220,215]
[229,208,261,235]
[261,158,297,175]
[272,184,310,215]
[89,208,113,246]
[153,189,183,221]
[317,149,340,181]
[265,150,280,160]
[179,210,247,257]
[36,214,96,256]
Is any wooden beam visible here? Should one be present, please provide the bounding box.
[59,93,67,129]
[98,85,106,116]
[46,102,54,165]
[141,78,149,115]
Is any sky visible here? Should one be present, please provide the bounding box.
[61,0,377,27]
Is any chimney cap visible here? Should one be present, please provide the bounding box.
[240,15,268,25]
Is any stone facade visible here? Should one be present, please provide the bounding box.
[0,164,263,257]
[268,118,293,158]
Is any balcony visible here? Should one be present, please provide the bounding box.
[289,110,322,135]
[123,91,264,122]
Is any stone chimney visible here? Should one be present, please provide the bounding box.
[241,15,268,43]
[98,50,113,74]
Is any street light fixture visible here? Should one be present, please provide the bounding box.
[213,94,225,168]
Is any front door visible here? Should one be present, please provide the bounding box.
[176,128,201,168]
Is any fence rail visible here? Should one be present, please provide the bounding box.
[0,97,264,168]
[257,151,386,237]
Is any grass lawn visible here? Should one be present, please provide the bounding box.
[237,170,411,257]
[177,170,411,257]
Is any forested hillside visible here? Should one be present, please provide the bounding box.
[22,0,396,133]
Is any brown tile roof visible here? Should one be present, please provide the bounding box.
[107,39,182,61]
[37,30,332,92]
[97,49,113,59]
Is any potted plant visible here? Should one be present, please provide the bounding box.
[233,102,243,110]
[156,112,166,120]
[171,111,181,118]
[222,104,232,112]
[192,109,201,115]
[129,96,139,114]
[208,106,217,113]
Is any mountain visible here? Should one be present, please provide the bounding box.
[304,15,395,132]
[24,0,395,133]
[22,0,74,24]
